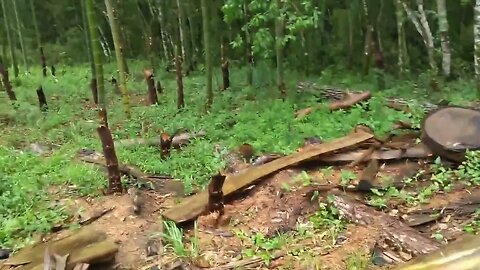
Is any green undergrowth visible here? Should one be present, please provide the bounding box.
[367,151,480,212]
[0,61,479,248]
[233,198,346,268]
[0,145,105,248]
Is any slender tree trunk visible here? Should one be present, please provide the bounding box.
[402,0,436,71]
[347,4,355,70]
[85,0,121,194]
[363,26,374,75]
[168,33,176,60]
[148,0,169,62]
[40,47,47,77]
[136,0,155,72]
[362,0,374,76]
[1,43,7,67]
[81,0,94,73]
[176,0,186,61]
[300,31,309,76]
[90,78,98,105]
[275,0,286,98]
[86,0,107,125]
[159,23,170,63]
[30,0,41,50]
[157,2,173,61]
[243,1,253,85]
[175,46,184,109]
[0,64,4,92]
[97,25,112,59]
[376,0,385,57]
[172,0,184,109]
[30,0,48,81]
[105,0,131,118]
[417,0,436,72]
[221,36,230,91]
[1,0,19,78]
[176,0,189,73]
[0,63,16,101]
[35,0,48,108]
[186,9,197,71]
[395,0,408,75]
[201,0,213,108]
[475,0,480,97]
[436,0,451,77]
[12,0,28,73]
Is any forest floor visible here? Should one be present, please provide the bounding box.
[0,62,480,269]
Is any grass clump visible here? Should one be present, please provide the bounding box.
[160,220,200,259]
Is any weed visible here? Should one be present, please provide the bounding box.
[463,208,480,235]
[367,189,388,209]
[235,230,289,266]
[299,170,312,186]
[346,252,370,270]
[432,230,445,242]
[280,182,292,192]
[455,151,480,185]
[309,196,346,241]
[160,220,200,258]
[319,166,333,179]
[339,169,357,186]
[190,221,200,258]
[161,221,187,257]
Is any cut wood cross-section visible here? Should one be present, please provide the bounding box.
[422,106,480,162]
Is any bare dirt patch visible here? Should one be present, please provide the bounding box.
[35,161,478,270]
[52,191,173,269]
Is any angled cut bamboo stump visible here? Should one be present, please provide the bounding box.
[162,131,374,223]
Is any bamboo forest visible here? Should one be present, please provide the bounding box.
[2,0,480,269]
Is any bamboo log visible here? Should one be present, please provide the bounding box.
[330,194,441,256]
[393,235,480,270]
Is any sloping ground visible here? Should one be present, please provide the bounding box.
[2,72,480,270]
[3,113,480,269]
[23,158,476,270]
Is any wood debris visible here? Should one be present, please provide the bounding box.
[114,130,206,149]
[329,194,441,256]
[294,91,372,119]
[162,130,374,223]
[328,91,372,111]
[77,150,184,195]
[1,228,118,270]
[317,144,433,164]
